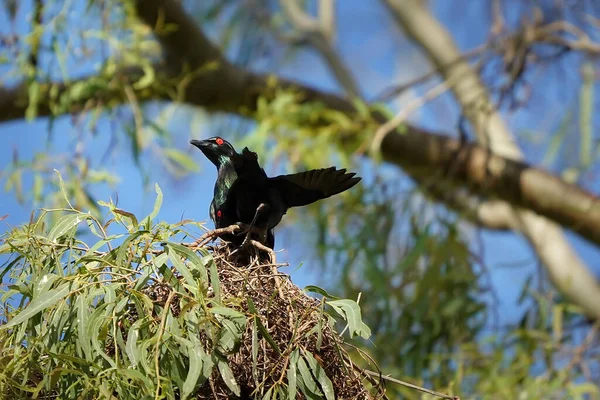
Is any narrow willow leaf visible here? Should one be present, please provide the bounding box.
[87,303,116,367]
[247,298,281,355]
[117,368,153,392]
[216,356,240,397]
[125,321,141,367]
[34,273,59,298]
[327,299,371,339]
[296,356,322,398]
[1,282,71,329]
[262,388,273,400]
[113,208,139,232]
[116,230,148,267]
[47,213,87,242]
[182,341,207,399]
[302,350,335,400]
[54,169,74,209]
[143,183,163,229]
[287,350,298,400]
[304,285,339,300]
[209,258,221,302]
[77,294,92,360]
[166,243,208,283]
[210,307,245,320]
[543,111,572,168]
[216,319,243,354]
[166,245,197,292]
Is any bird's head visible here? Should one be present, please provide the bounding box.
[190,137,238,168]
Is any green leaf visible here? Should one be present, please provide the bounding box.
[304,285,339,300]
[287,350,298,400]
[215,355,240,396]
[34,273,59,298]
[133,64,156,90]
[296,355,322,398]
[1,282,71,329]
[569,382,599,397]
[247,298,281,355]
[54,169,74,209]
[327,299,371,339]
[166,243,209,284]
[116,230,148,267]
[113,208,139,232]
[251,320,259,385]
[77,294,92,360]
[302,350,334,400]
[47,213,87,242]
[182,341,207,399]
[143,183,163,229]
[26,82,40,120]
[126,319,144,367]
[166,245,198,293]
[209,258,221,303]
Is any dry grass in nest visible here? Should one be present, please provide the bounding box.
[145,242,386,400]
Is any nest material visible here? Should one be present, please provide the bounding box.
[145,242,384,400]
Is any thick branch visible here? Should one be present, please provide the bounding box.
[382,0,600,318]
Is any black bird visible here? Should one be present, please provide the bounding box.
[191,137,361,248]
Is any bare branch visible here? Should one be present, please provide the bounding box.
[279,0,361,97]
[382,0,600,319]
[416,177,519,231]
[318,0,336,42]
[371,76,456,155]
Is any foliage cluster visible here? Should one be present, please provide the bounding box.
[0,185,379,399]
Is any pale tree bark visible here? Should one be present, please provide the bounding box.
[0,0,599,316]
[382,0,600,318]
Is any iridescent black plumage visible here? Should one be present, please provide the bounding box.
[191,137,361,248]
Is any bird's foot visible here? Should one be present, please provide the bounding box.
[247,239,276,264]
[247,240,285,300]
[238,225,268,249]
[192,224,244,247]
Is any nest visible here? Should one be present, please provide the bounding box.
[144,242,385,400]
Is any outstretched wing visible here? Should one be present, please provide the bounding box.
[269,167,361,208]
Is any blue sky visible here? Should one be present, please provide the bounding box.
[1,0,600,329]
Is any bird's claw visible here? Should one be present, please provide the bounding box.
[193,224,244,247]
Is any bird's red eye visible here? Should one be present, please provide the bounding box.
[217,210,222,218]
[215,138,224,145]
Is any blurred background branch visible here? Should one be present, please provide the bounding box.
[1,0,600,397]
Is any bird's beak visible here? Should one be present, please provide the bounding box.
[190,139,212,156]
[190,139,208,149]
[191,139,220,167]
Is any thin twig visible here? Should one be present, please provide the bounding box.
[370,77,458,156]
[363,369,459,400]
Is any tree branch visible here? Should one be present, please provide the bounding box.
[382,0,600,318]
[279,0,361,98]
[0,0,599,317]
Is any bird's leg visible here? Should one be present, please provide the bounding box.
[239,203,269,248]
[192,224,244,247]
[249,239,285,300]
